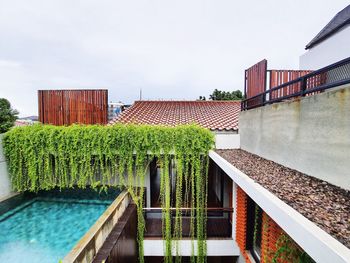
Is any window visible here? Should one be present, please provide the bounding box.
[252,205,263,259]
[246,197,263,262]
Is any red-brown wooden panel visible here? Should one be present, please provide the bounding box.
[38,89,108,125]
[269,70,313,99]
[245,59,267,98]
[245,59,267,108]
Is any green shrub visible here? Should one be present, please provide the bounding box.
[3,124,214,263]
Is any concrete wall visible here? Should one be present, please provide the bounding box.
[240,86,350,190]
[300,25,350,70]
[215,132,240,149]
[0,134,11,199]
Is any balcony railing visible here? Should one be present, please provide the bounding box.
[241,57,350,110]
[143,207,233,238]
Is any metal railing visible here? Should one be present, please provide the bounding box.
[143,207,233,238]
[241,57,350,110]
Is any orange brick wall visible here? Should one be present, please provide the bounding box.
[261,212,307,263]
[235,186,252,263]
[261,212,284,263]
[236,187,308,263]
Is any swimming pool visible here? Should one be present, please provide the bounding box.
[0,188,120,263]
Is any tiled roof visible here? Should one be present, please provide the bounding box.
[216,149,350,249]
[109,100,240,131]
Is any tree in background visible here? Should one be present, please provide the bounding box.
[199,89,243,101]
[0,98,18,133]
[209,89,243,100]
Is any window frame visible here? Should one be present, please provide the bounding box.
[246,196,263,263]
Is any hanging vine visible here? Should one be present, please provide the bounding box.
[272,234,315,263]
[3,124,214,263]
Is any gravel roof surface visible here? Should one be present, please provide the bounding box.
[215,149,350,249]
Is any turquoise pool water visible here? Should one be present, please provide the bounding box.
[0,189,119,263]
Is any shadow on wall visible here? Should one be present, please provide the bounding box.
[239,86,350,190]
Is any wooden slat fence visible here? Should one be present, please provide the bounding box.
[244,59,267,108]
[269,70,313,99]
[38,90,108,125]
[242,57,350,110]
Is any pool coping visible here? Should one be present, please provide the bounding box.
[62,189,131,263]
[0,192,20,204]
[0,192,25,217]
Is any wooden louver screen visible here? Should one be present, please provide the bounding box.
[38,89,108,125]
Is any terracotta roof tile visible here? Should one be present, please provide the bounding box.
[109,100,240,131]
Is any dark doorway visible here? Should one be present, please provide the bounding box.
[150,158,178,207]
[150,158,161,207]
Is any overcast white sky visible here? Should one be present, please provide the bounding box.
[0,0,349,116]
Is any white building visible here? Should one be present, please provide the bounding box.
[108,102,125,121]
[300,4,350,70]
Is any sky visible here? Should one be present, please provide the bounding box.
[0,0,349,117]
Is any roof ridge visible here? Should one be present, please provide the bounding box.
[109,100,241,130]
[134,100,241,103]
[306,4,350,49]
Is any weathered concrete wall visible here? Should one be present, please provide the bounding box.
[0,134,12,199]
[240,86,350,190]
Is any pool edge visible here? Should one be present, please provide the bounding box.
[0,192,20,204]
[62,190,131,263]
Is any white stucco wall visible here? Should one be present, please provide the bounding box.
[0,134,11,199]
[300,25,350,70]
[215,132,240,149]
[240,85,350,190]
[144,239,240,257]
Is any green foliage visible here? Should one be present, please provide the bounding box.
[0,98,18,133]
[3,124,214,263]
[253,204,261,246]
[208,89,243,101]
[272,234,315,263]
